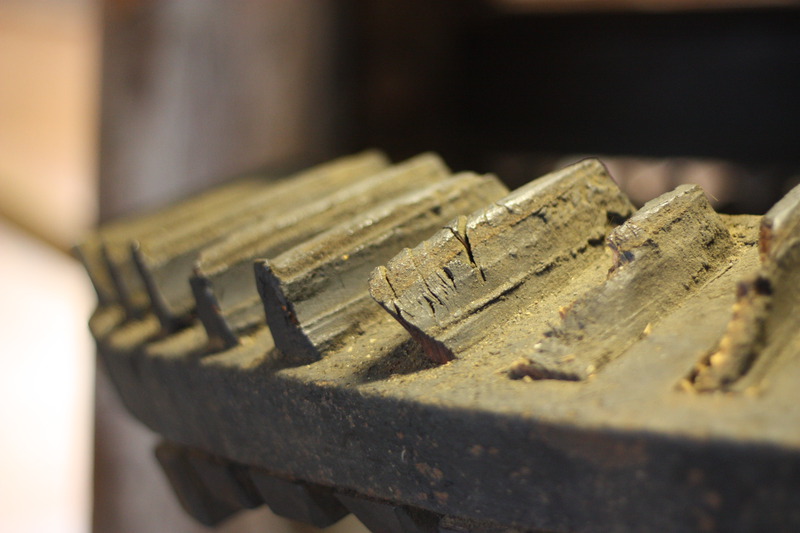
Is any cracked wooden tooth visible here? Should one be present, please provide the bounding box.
[191,154,450,350]
[691,182,800,392]
[369,159,635,364]
[132,151,390,330]
[256,173,508,364]
[509,184,734,381]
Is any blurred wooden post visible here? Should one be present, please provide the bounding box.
[98,0,345,221]
[94,2,354,532]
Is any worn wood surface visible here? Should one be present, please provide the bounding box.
[76,174,270,313]
[690,181,800,392]
[86,152,800,532]
[191,153,451,349]
[370,159,634,364]
[256,173,508,364]
[508,184,735,381]
[133,151,389,330]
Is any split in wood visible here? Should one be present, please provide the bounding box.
[369,159,635,365]
[256,173,508,365]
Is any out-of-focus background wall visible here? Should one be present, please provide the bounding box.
[1,0,799,532]
[0,0,98,247]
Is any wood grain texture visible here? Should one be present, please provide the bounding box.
[370,159,635,364]
[192,153,450,350]
[256,173,508,364]
[133,151,389,330]
[508,184,735,381]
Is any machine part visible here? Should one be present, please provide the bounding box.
[85,153,800,532]
[369,159,634,365]
[687,178,800,392]
[155,441,252,527]
[248,469,349,528]
[505,184,734,381]
[191,153,450,350]
[255,172,507,364]
[75,172,274,312]
[133,150,389,330]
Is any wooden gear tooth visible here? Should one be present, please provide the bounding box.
[133,151,391,330]
[506,184,735,381]
[369,158,635,366]
[191,153,451,350]
[256,172,508,365]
